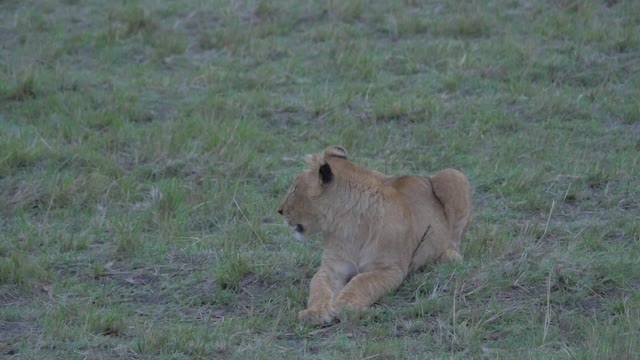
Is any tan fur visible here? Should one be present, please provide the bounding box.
[278,146,472,325]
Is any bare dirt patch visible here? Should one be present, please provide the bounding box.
[0,320,39,357]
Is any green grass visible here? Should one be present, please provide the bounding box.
[1,0,639,358]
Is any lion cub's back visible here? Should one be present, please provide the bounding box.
[383,175,447,226]
[384,176,432,203]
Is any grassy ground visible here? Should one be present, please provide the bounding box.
[1,0,639,358]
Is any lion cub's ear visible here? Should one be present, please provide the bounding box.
[305,154,333,183]
[323,146,348,160]
[319,162,333,183]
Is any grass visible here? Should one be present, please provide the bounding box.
[1,0,639,358]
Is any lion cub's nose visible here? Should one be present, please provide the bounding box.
[277,208,283,215]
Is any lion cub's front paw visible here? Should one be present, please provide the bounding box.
[332,298,367,322]
[298,305,336,325]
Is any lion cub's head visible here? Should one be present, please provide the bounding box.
[277,146,348,241]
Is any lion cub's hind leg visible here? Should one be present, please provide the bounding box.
[429,168,471,263]
[440,248,463,262]
[430,168,472,245]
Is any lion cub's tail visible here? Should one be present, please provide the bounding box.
[429,168,472,244]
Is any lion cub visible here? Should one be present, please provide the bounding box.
[277,146,471,325]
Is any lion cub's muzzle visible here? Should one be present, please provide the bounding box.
[276,208,305,241]
[293,224,305,241]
